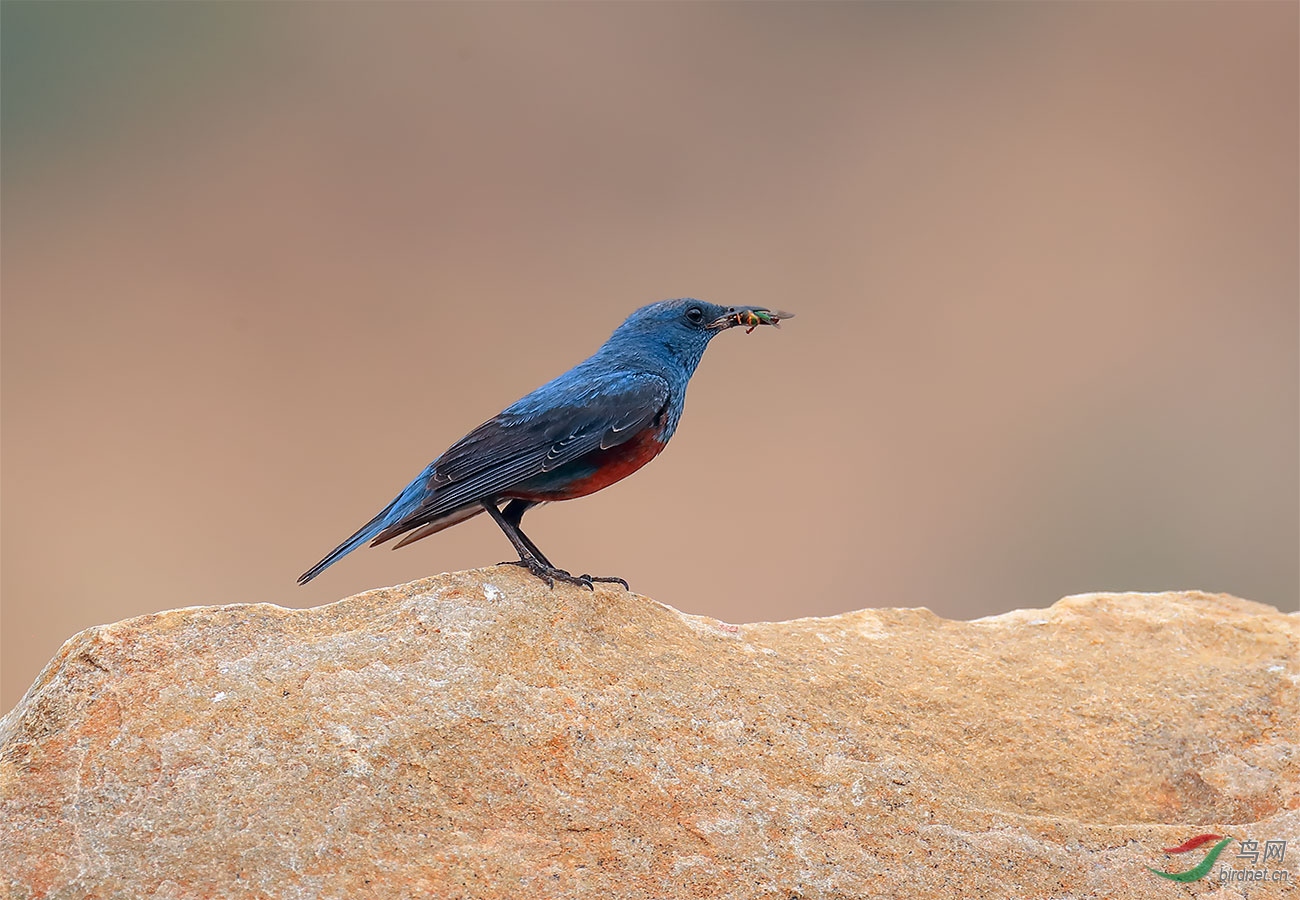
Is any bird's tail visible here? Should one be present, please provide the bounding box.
[296,498,401,585]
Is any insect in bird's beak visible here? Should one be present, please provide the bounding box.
[708,306,796,333]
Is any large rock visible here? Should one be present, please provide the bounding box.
[2,570,1296,899]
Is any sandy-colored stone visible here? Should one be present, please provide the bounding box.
[2,571,1296,899]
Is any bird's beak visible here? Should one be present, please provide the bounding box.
[707,306,796,332]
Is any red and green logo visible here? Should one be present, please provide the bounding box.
[1148,833,1233,882]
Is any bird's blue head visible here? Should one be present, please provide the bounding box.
[605,298,793,376]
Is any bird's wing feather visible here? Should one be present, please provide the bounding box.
[371,372,669,544]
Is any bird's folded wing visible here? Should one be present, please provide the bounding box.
[371,372,670,543]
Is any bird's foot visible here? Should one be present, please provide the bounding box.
[501,559,595,590]
[497,559,626,591]
[580,574,631,590]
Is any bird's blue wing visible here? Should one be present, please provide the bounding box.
[369,371,670,544]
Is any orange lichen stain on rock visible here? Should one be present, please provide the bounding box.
[11,852,63,899]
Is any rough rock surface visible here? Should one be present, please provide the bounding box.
[2,570,1296,899]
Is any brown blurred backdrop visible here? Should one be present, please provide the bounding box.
[3,2,1297,712]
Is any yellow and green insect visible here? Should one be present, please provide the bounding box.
[734,308,794,333]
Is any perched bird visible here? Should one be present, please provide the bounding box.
[298,299,792,589]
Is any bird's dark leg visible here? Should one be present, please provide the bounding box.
[483,500,547,571]
[482,500,594,590]
[501,499,553,568]
[506,500,630,590]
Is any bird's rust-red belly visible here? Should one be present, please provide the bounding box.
[508,428,667,501]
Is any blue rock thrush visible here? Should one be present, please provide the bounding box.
[298,299,792,589]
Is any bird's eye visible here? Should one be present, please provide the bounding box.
[685,306,705,324]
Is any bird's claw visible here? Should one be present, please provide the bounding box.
[504,559,589,590]
[581,574,630,590]
[546,568,593,590]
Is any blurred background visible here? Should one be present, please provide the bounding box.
[3,2,1296,712]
